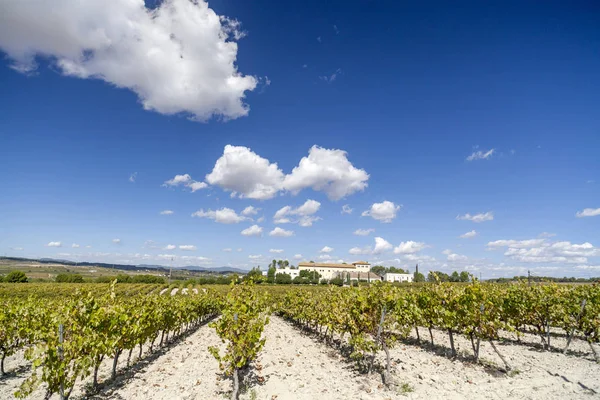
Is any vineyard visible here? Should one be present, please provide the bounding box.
[1,281,599,399]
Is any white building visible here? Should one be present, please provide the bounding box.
[384,272,414,283]
[298,261,372,280]
[276,267,300,279]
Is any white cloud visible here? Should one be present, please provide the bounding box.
[47,241,62,247]
[488,238,600,264]
[456,212,494,223]
[164,244,176,250]
[241,225,263,237]
[319,68,342,83]
[487,239,546,249]
[179,245,197,251]
[237,248,243,252]
[354,228,375,236]
[294,254,303,260]
[0,0,257,120]
[342,204,353,214]
[394,241,427,254]
[373,237,393,254]
[249,255,263,260]
[205,145,368,200]
[192,207,248,224]
[576,208,600,218]
[10,247,24,251]
[539,232,556,238]
[269,227,294,237]
[129,172,137,183]
[362,201,401,223]
[242,206,260,216]
[269,249,284,254]
[163,174,207,192]
[349,246,371,255]
[160,210,174,215]
[205,145,285,200]
[222,248,232,252]
[318,254,333,260]
[274,199,321,227]
[320,246,334,253]
[112,239,121,244]
[460,230,478,239]
[257,216,265,223]
[283,146,368,200]
[466,149,495,161]
[71,243,80,248]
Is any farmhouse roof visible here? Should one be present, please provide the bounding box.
[352,261,371,265]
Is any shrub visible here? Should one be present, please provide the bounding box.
[5,270,28,283]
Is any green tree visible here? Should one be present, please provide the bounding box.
[414,271,425,282]
[370,265,387,276]
[450,271,460,282]
[5,270,28,283]
[245,267,263,283]
[55,273,84,283]
[459,271,470,282]
[274,273,292,284]
[388,266,409,274]
[267,266,276,283]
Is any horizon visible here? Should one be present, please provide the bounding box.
[1,1,599,279]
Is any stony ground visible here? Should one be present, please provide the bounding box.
[1,316,598,400]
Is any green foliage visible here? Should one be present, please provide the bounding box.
[267,266,276,283]
[208,282,270,375]
[55,273,84,283]
[244,267,265,283]
[274,273,292,284]
[5,270,28,283]
[413,272,426,282]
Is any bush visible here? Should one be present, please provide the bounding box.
[320,278,328,285]
[55,273,84,283]
[329,277,343,287]
[5,270,28,283]
[131,274,165,284]
[274,273,292,284]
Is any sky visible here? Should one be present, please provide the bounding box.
[0,0,599,278]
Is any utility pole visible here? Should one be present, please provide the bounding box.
[169,257,173,284]
[528,270,531,286]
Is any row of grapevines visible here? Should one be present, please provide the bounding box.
[1,281,222,399]
[277,281,600,382]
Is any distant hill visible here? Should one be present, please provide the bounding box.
[1,257,249,275]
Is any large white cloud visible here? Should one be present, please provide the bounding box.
[273,199,321,227]
[192,207,248,224]
[0,0,257,120]
[576,208,600,218]
[205,145,368,200]
[456,212,494,223]
[283,146,369,200]
[362,201,401,223]
[373,237,392,254]
[205,145,285,200]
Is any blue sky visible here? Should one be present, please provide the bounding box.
[0,0,598,278]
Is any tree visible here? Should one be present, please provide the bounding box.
[245,267,263,283]
[459,271,470,282]
[274,273,292,284]
[56,273,84,283]
[388,266,409,274]
[267,266,276,284]
[414,272,425,282]
[450,271,460,282]
[277,260,283,268]
[5,270,28,283]
[283,260,289,268]
[370,265,387,276]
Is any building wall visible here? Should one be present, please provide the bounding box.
[353,263,371,272]
[384,273,414,283]
[276,267,300,279]
[298,265,353,280]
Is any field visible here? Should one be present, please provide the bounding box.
[1,281,599,400]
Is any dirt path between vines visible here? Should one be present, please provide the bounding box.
[2,316,599,399]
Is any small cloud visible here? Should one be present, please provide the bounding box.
[539,232,556,238]
[456,212,494,223]
[222,248,232,252]
[164,244,176,250]
[466,148,494,161]
[459,230,478,239]
[237,248,243,252]
[179,245,197,251]
[242,206,260,216]
[320,246,334,253]
[302,64,308,69]
[129,172,137,182]
[317,36,322,42]
[241,225,263,237]
[269,249,284,254]
[72,243,80,248]
[294,254,303,260]
[10,247,24,251]
[163,174,207,192]
[362,201,401,223]
[333,25,339,34]
[576,207,600,218]
[160,210,174,215]
[341,204,353,214]
[319,68,342,83]
[354,228,375,236]
[269,227,294,237]
[112,239,121,244]
[510,149,516,155]
[587,180,595,184]
[47,241,62,247]
[249,254,263,260]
